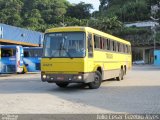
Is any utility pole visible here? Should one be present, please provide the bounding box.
[150,16,159,51]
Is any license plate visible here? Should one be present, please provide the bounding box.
[57,76,64,80]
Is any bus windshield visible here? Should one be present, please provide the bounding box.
[24,49,42,57]
[43,32,86,58]
[1,48,16,58]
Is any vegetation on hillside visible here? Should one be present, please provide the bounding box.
[0,0,159,44]
[0,0,93,31]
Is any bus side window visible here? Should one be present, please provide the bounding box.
[129,46,131,54]
[107,39,110,51]
[117,42,120,52]
[24,51,29,57]
[94,35,100,49]
[126,45,129,54]
[103,38,107,50]
[100,37,103,49]
[124,45,126,53]
[88,33,93,58]
[113,41,116,51]
[120,43,124,53]
[110,40,113,51]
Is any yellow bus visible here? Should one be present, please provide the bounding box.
[41,27,132,89]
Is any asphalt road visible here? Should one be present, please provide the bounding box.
[0,65,160,114]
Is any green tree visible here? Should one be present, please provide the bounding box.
[98,0,150,22]
[21,0,70,30]
[88,16,123,34]
[66,2,93,19]
[0,0,23,26]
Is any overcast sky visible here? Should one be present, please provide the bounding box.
[67,0,100,11]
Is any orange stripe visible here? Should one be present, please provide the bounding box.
[0,39,39,47]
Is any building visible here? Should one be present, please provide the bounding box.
[0,23,43,47]
[125,21,160,64]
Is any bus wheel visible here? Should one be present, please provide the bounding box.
[116,68,124,81]
[88,71,102,89]
[56,83,69,88]
[21,68,25,74]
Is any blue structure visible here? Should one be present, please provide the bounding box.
[154,50,160,66]
[0,23,43,46]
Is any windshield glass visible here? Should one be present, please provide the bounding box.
[43,32,86,58]
[24,49,43,57]
[1,48,16,57]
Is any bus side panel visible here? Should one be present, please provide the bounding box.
[23,57,41,72]
[93,50,132,80]
[0,57,16,73]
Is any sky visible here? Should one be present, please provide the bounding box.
[67,0,100,11]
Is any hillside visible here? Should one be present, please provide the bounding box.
[99,0,151,22]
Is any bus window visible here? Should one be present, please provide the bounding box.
[129,46,131,54]
[88,33,93,58]
[113,41,116,51]
[24,49,42,57]
[94,35,100,49]
[110,40,113,51]
[126,45,129,53]
[1,49,16,57]
[103,38,107,50]
[120,43,124,53]
[44,32,85,58]
[100,37,103,49]
[117,42,120,52]
[107,39,110,51]
[24,51,30,57]
[34,49,43,57]
[113,41,115,51]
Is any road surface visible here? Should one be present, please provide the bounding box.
[0,65,160,114]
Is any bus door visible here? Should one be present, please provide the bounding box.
[16,46,24,73]
[0,46,17,73]
[87,33,94,72]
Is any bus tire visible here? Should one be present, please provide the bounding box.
[116,68,124,81]
[56,83,69,88]
[124,66,127,75]
[21,68,25,74]
[88,71,102,89]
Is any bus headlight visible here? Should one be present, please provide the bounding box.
[73,75,82,80]
[43,75,47,79]
[78,75,82,80]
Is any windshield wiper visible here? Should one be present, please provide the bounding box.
[62,47,73,59]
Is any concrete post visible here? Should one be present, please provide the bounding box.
[143,49,146,64]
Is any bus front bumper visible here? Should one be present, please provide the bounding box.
[41,72,94,83]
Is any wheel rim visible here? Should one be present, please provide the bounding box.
[94,74,100,85]
[120,69,123,79]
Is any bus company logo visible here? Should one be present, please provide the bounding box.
[43,63,52,67]
[106,53,113,59]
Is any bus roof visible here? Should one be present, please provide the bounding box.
[23,47,42,50]
[45,26,131,45]
[0,45,22,48]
